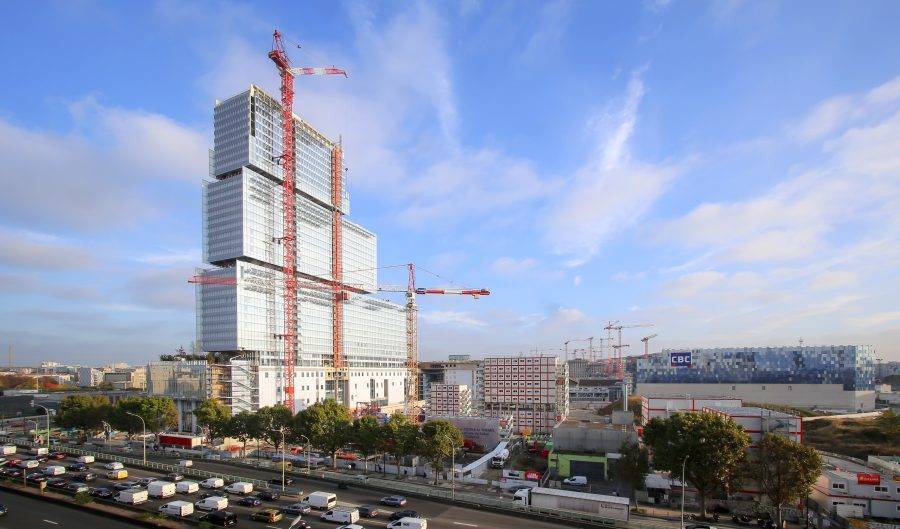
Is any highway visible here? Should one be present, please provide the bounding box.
[0,490,141,529]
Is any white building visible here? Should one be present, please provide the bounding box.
[482,355,568,434]
[428,383,472,417]
[640,396,743,423]
[193,85,408,413]
[77,367,104,388]
[811,454,900,520]
[703,406,802,445]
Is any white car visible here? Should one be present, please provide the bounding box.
[104,461,124,471]
[563,475,588,486]
[336,525,366,529]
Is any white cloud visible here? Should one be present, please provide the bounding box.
[490,257,538,275]
[847,311,900,328]
[809,270,857,291]
[664,271,726,298]
[0,229,94,269]
[790,75,900,141]
[573,275,582,286]
[521,0,572,61]
[137,248,202,266]
[420,310,486,328]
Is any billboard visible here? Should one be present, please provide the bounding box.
[857,472,881,485]
[670,351,693,367]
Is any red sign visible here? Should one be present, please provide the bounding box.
[525,470,541,481]
[857,473,881,485]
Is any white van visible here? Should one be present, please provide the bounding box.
[77,455,95,464]
[176,480,199,494]
[302,491,337,510]
[200,477,224,489]
[115,489,149,505]
[178,459,193,467]
[224,481,253,495]
[158,500,194,517]
[18,460,39,469]
[194,496,228,511]
[320,508,359,524]
[104,461,124,470]
[31,447,49,456]
[43,465,66,476]
[148,481,176,498]
[388,518,429,529]
[0,446,16,456]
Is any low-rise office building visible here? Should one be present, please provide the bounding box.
[811,454,900,520]
[428,383,472,417]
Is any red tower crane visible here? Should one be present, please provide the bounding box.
[268,29,346,412]
[603,321,654,379]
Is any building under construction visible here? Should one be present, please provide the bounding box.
[193,84,409,412]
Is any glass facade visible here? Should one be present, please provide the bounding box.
[636,346,876,391]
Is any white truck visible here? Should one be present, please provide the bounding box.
[513,487,630,522]
[148,481,176,498]
[31,447,49,456]
[194,496,228,511]
[176,480,199,494]
[115,489,149,505]
[321,507,359,524]
[224,481,253,495]
[302,491,337,510]
[387,518,429,529]
[43,465,66,476]
[158,500,194,517]
[0,445,16,456]
[76,455,95,464]
[200,477,224,489]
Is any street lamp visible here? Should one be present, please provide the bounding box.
[296,434,311,474]
[25,419,38,444]
[681,455,690,529]
[35,405,50,448]
[278,427,287,491]
[124,412,146,465]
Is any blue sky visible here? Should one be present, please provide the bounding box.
[2,0,900,366]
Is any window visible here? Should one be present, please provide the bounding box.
[874,485,888,493]
[831,483,846,490]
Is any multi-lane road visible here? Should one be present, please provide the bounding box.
[0,490,141,529]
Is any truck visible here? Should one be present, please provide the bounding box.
[158,500,194,517]
[43,465,66,476]
[513,487,630,522]
[0,445,16,456]
[301,491,337,510]
[148,481,176,498]
[200,477,224,489]
[30,447,49,456]
[176,480,199,494]
[194,496,228,511]
[157,433,204,449]
[76,455,94,464]
[320,507,359,524]
[115,489,149,505]
[224,481,253,495]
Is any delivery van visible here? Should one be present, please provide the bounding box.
[148,481,176,498]
[43,465,66,476]
[178,459,193,467]
[195,496,228,511]
[77,455,94,464]
[321,508,359,524]
[176,480,199,494]
[158,500,194,517]
[388,518,429,529]
[302,491,337,510]
[0,446,16,455]
[107,469,128,480]
[18,460,39,469]
[30,447,49,456]
[224,481,253,495]
[200,477,224,489]
[115,489,148,505]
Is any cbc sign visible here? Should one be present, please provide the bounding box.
[669,351,693,367]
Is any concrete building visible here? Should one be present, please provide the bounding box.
[636,346,876,412]
[428,383,471,417]
[419,357,484,413]
[640,396,743,423]
[811,453,900,520]
[102,367,147,390]
[147,360,209,432]
[703,406,802,444]
[77,367,104,388]
[191,85,408,413]
[482,355,568,434]
[552,420,638,454]
[569,379,626,406]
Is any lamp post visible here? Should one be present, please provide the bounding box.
[124,412,146,465]
[35,405,50,448]
[25,419,37,444]
[278,427,286,491]
[296,434,311,474]
[681,455,690,529]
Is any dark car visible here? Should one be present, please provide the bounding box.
[90,487,115,499]
[66,463,88,472]
[48,452,66,460]
[26,472,47,484]
[47,477,68,488]
[269,477,294,486]
[390,510,419,521]
[238,496,262,507]
[250,509,283,523]
[66,482,90,493]
[289,522,311,529]
[3,460,21,468]
[256,490,280,501]
[337,482,349,490]
[33,455,49,463]
[199,510,238,527]
[81,472,96,482]
[358,505,380,517]
[113,481,141,491]
[0,504,7,516]
[282,503,311,516]
[381,496,407,507]
[166,473,184,482]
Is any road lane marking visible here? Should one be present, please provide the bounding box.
[43,521,59,525]
[453,523,478,527]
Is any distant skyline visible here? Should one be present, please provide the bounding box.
[2,1,900,364]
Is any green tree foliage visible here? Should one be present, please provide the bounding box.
[109,396,178,435]
[351,416,386,473]
[875,409,900,441]
[643,411,750,517]
[55,395,111,440]
[227,411,258,456]
[254,405,293,452]
[418,420,463,483]
[751,434,822,527]
[385,412,421,478]
[295,400,352,469]
[612,439,650,505]
[193,398,232,444]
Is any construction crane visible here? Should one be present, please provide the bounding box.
[266,29,346,412]
[641,333,658,358]
[377,263,489,418]
[603,321,654,380]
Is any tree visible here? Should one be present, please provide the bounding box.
[109,396,178,436]
[227,411,258,457]
[752,434,822,528]
[385,412,421,478]
[612,439,650,506]
[193,398,232,444]
[419,420,463,484]
[875,409,900,441]
[255,405,293,453]
[295,400,352,470]
[643,411,750,517]
[55,395,111,441]
[351,416,386,473]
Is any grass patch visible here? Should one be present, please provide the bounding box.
[74,491,93,505]
[803,418,900,459]
[743,402,825,417]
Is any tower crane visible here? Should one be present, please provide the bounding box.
[641,333,658,358]
[268,29,347,412]
[603,321,654,380]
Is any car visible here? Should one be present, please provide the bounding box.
[48,452,66,460]
[282,503,312,515]
[509,485,533,494]
[166,472,184,482]
[66,482,90,493]
[562,475,588,486]
[290,522,312,529]
[137,477,156,486]
[381,496,407,507]
[685,525,718,529]
[0,504,7,516]
[81,472,96,482]
[113,481,141,491]
[104,462,124,470]
[5,469,23,478]
[256,490,280,501]
[47,478,67,488]
[337,482,349,490]
[199,510,238,527]
[26,472,47,483]
[90,487,115,499]
[66,463,88,472]
[3,460,21,468]
[237,496,262,507]
[335,525,365,529]
[33,455,49,463]
[358,505,380,517]
[250,508,283,523]
[269,477,294,486]
[390,510,419,521]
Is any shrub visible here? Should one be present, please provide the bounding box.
[74,491,93,505]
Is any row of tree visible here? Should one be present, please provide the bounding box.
[55,394,179,438]
[193,399,463,479]
[613,411,821,526]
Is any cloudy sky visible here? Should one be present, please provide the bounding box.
[2,1,900,366]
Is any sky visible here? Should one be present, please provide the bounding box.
[2,0,900,366]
